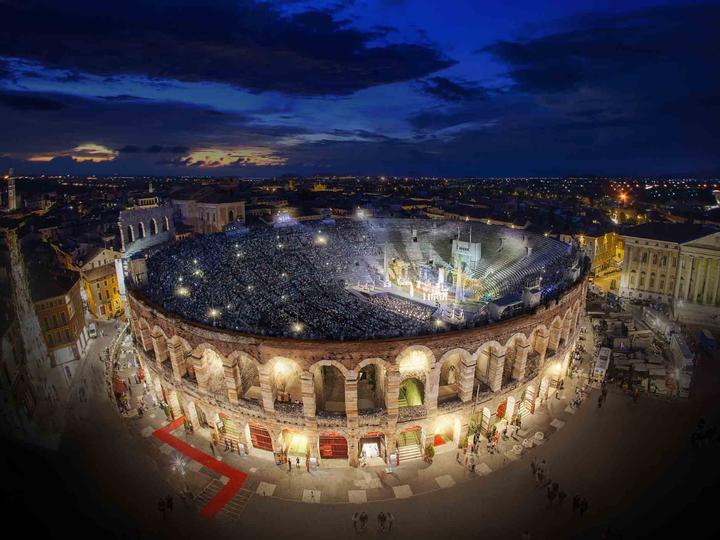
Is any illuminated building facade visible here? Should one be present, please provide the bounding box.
[128,278,585,467]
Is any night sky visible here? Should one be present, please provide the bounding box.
[1,0,718,177]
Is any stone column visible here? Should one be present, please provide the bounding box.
[385,369,400,421]
[479,407,491,436]
[192,351,207,391]
[259,365,275,413]
[535,332,549,363]
[301,370,317,420]
[167,340,187,382]
[224,362,241,404]
[425,368,440,418]
[458,357,476,402]
[487,349,505,392]
[703,257,712,305]
[548,324,561,353]
[512,343,530,381]
[345,375,359,429]
[151,331,167,365]
[712,258,720,306]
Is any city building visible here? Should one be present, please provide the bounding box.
[172,188,245,234]
[619,223,720,326]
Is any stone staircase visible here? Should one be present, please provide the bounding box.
[517,400,532,420]
[397,429,423,463]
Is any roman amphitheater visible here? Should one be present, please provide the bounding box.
[128,218,588,467]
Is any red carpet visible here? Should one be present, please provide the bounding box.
[153,417,247,518]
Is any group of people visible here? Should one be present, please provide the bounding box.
[352,511,394,533]
[145,220,446,339]
[531,458,589,516]
[367,293,436,322]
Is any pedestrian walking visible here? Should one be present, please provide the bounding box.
[158,498,166,518]
[547,486,556,507]
[572,495,580,513]
[531,458,537,475]
[166,495,173,512]
[360,512,368,530]
[377,512,385,531]
[580,497,588,517]
[288,459,292,472]
[209,441,216,457]
[296,456,300,469]
[352,512,359,532]
[558,490,566,506]
[387,512,394,532]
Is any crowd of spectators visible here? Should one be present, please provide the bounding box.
[142,219,576,339]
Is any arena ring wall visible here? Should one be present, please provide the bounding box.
[128,278,587,467]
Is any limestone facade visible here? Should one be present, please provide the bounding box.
[129,279,586,467]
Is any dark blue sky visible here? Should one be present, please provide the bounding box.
[1,0,718,177]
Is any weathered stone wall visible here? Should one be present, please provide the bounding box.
[130,278,586,466]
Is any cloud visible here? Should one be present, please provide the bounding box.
[0,90,66,111]
[1,0,453,96]
[418,77,488,102]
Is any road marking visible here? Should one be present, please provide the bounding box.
[392,485,413,499]
[302,489,321,503]
[256,482,276,496]
[435,475,456,488]
[348,490,367,503]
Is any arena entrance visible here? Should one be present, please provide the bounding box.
[219,413,240,452]
[359,432,386,466]
[432,417,461,448]
[397,426,423,464]
[319,432,348,460]
[399,378,424,408]
[282,429,308,459]
[248,424,273,452]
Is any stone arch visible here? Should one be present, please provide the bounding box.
[227,351,261,401]
[150,324,170,363]
[396,345,435,378]
[192,345,228,396]
[548,315,563,353]
[162,215,170,232]
[136,317,153,352]
[126,224,135,244]
[436,348,471,403]
[267,356,303,405]
[229,209,235,222]
[311,360,349,414]
[150,218,158,236]
[138,221,146,239]
[504,332,529,382]
[355,358,388,411]
[473,340,504,386]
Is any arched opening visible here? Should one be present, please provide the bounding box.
[237,354,261,401]
[399,378,424,408]
[248,423,273,452]
[397,425,423,463]
[138,221,146,239]
[319,432,348,460]
[314,364,346,415]
[432,416,461,447]
[438,353,462,403]
[270,358,302,410]
[201,349,226,395]
[150,218,158,235]
[474,343,501,393]
[229,209,235,222]
[219,412,241,452]
[162,216,169,232]
[126,224,135,243]
[358,363,386,411]
[359,431,387,465]
[281,429,308,460]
